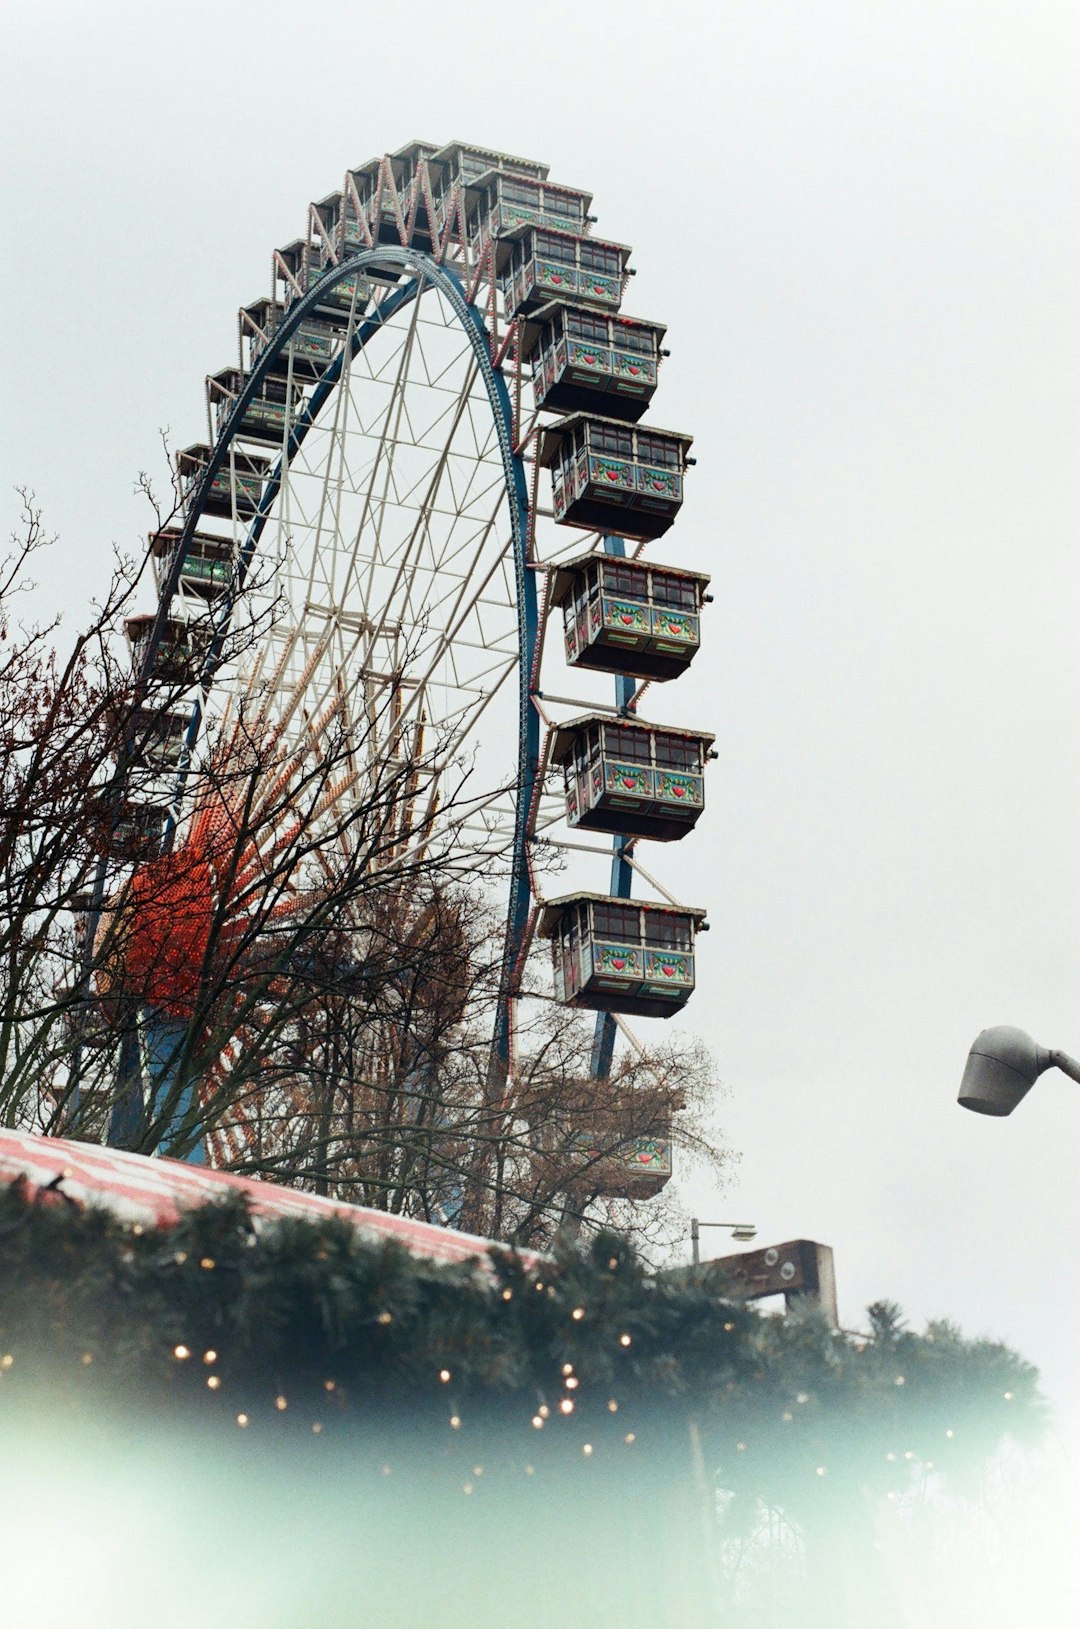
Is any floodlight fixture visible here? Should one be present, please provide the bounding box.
[958,1025,1080,1117]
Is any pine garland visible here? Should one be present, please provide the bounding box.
[0,1175,1044,1517]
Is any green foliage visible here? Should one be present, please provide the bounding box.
[0,1176,1045,1522]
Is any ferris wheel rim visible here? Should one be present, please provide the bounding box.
[135,243,540,1056]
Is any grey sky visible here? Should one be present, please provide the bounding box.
[4,0,1080,1580]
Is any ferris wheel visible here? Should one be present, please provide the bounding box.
[102,140,712,1197]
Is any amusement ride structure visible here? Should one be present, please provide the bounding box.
[90,141,712,1207]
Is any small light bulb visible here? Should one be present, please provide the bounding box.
[463,1482,473,1495]
[796,1392,809,1405]
[565,1377,579,1391]
[538,1404,550,1419]
[501,1288,513,1301]
[535,1282,544,1293]
[582,1443,593,1457]
[815,1466,826,1477]
[945,1429,954,1439]
[175,1251,188,1265]
[377,1312,392,1326]
[607,1400,618,1413]
[723,1322,734,1333]
[619,1334,631,1348]
[312,1423,323,1435]
[472,1466,483,1478]
[1003,1391,1014,1401]
[203,1350,217,1365]
[0,1356,12,1370]
[524,1464,534,1476]
[736,1442,746,1452]
[561,1363,574,1376]
[381,1464,391,1476]
[885,1452,896,1462]
[132,1224,144,1236]
[207,1375,221,1390]
[200,1257,215,1271]
[532,1415,544,1429]
[559,1399,574,1415]
[173,1345,190,1361]
[236,1413,249,1428]
[894,1375,905,1387]
[275,1395,287,1412]
[439,1369,451,1383]
[324,1380,337,1392]
[782,1411,793,1422]
[81,1353,93,1366]
[625,1433,636,1445]
[571,1307,585,1321]
[450,1415,461,1430]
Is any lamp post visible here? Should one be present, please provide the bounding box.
[690,1218,757,1266]
[958,1025,1080,1117]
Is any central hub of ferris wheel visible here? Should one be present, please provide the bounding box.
[108,140,712,1199]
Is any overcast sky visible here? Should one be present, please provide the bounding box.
[4,0,1080,1589]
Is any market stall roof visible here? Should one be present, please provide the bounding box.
[0,1129,512,1269]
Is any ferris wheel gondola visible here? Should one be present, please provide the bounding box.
[96,140,711,1198]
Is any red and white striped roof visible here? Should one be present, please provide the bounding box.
[0,1129,509,1270]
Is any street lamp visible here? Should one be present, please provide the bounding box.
[958,1025,1080,1117]
[690,1217,757,1265]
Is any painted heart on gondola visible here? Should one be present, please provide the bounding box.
[660,964,675,977]
[612,958,626,971]
[620,613,634,623]
[621,776,637,789]
[671,785,685,798]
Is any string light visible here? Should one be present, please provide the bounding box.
[132,1224,144,1236]
[1003,1391,1014,1401]
[561,1363,574,1376]
[535,1282,544,1293]
[796,1393,809,1405]
[203,1350,217,1365]
[463,1482,473,1495]
[565,1377,579,1391]
[312,1423,323,1435]
[815,1466,826,1477]
[381,1464,391,1476]
[501,1288,513,1301]
[207,1376,221,1390]
[324,1380,337,1392]
[200,1257,215,1271]
[174,1252,188,1265]
[275,1395,288,1412]
[236,1413,249,1428]
[81,1353,93,1366]
[450,1415,461,1429]
[0,1356,12,1370]
[619,1333,632,1348]
[608,1257,619,1271]
[472,1466,483,1478]
[532,1415,544,1429]
[377,1312,392,1326]
[723,1322,734,1333]
[607,1400,619,1413]
[736,1442,746,1452]
[945,1429,954,1439]
[894,1376,905,1387]
[524,1464,535,1476]
[439,1369,451,1383]
[538,1404,550,1419]
[173,1345,190,1361]
[571,1307,585,1321]
[782,1410,793,1422]
[582,1443,593,1457]
[559,1399,574,1415]
[625,1433,636,1445]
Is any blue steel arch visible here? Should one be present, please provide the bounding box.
[144,247,538,1068]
